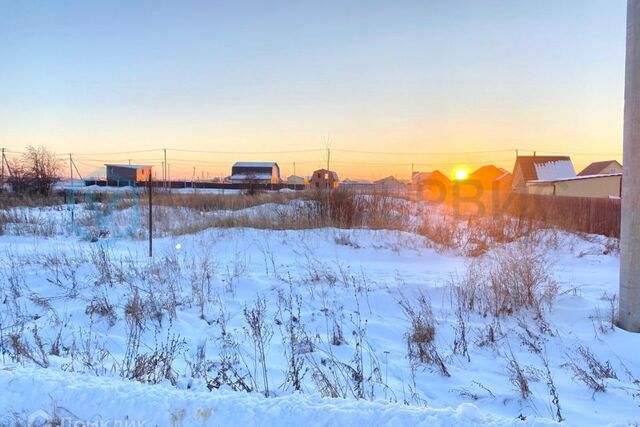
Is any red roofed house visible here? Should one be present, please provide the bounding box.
[469,165,507,192]
[511,156,576,192]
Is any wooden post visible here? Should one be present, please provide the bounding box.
[1,148,4,190]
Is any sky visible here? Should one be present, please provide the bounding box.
[0,0,627,180]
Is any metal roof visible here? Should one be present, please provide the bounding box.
[105,164,152,169]
[233,162,278,168]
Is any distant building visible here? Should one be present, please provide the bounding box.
[578,160,623,177]
[512,156,576,192]
[105,164,152,185]
[230,162,280,184]
[374,176,405,188]
[413,170,451,202]
[526,174,622,198]
[287,175,308,186]
[469,165,506,190]
[310,169,339,189]
[493,172,513,192]
[410,172,431,192]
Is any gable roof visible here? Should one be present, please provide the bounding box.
[374,176,403,185]
[429,170,451,183]
[513,156,575,182]
[470,165,504,182]
[233,162,278,168]
[577,160,622,177]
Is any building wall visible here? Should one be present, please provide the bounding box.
[525,183,556,196]
[106,166,151,184]
[310,169,338,189]
[597,162,623,175]
[136,167,151,182]
[230,165,280,184]
[287,176,307,185]
[526,175,622,198]
[511,166,527,192]
[554,176,622,198]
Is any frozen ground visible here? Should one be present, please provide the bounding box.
[0,200,638,426]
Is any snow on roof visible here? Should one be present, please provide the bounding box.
[233,162,278,168]
[534,160,576,181]
[105,164,152,169]
[528,173,622,184]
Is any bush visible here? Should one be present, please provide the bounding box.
[398,292,449,376]
[462,242,558,318]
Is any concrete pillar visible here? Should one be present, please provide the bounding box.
[620,0,640,332]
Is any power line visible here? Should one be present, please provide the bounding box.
[332,148,516,156]
[169,148,323,155]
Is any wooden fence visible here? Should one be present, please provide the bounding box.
[498,193,621,238]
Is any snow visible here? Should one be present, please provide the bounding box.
[534,161,576,181]
[230,173,275,181]
[0,366,557,427]
[0,200,639,426]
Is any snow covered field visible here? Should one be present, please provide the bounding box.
[0,196,638,426]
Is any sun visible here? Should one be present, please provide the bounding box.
[453,168,469,181]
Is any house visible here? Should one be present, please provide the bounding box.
[310,169,339,189]
[493,172,513,192]
[511,156,576,192]
[469,165,506,190]
[340,178,374,191]
[526,174,622,198]
[578,160,623,177]
[417,170,451,202]
[411,172,434,192]
[230,162,280,184]
[105,164,152,185]
[374,176,405,189]
[287,175,308,186]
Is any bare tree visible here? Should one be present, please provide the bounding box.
[11,146,61,196]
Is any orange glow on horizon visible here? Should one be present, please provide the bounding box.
[452,167,470,181]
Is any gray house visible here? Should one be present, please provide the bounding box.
[230,162,281,184]
[105,164,152,185]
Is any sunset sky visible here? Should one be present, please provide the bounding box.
[0,0,627,180]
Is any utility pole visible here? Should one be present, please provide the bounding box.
[69,154,73,183]
[163,148,167,190]
[327,147,331,171]
[293,162,296,176]
[71,157,83,182]
[148,173,153,257]
[620,0,640,332]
